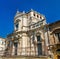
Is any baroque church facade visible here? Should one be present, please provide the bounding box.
[6,9,60,58]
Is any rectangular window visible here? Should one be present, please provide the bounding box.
[15,23,19,30]
[37,36,41,42]
[14,43,18,55]
[37,36,42,56]
[55,33,60,42]
[37,43,42,56]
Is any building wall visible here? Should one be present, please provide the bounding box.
[48,21,60,45]
[7,10,49,56]
[0,37,6,56]
[48,21,60,59]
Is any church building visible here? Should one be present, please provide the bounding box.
[6,9,60,59]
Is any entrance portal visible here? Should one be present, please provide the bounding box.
[14,43,18,55]
[37,36,42,56]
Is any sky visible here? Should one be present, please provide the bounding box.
[0,0,60,38]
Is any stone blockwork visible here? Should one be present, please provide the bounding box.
[6,9,48,56]
[5,9,60,59]
[48,20,60,59]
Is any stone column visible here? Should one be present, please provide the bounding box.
[22,33,27,55]
[44,31,49,55]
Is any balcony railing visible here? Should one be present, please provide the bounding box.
[29,20,43,30]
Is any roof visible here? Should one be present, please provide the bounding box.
[49,20,60,26]
[15,9,45,18]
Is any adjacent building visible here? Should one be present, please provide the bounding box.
[0,37,6,56]
[48,21,60,59]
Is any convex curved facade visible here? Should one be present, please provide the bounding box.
[6,9,51,56]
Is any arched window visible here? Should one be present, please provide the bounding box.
[52,29,60,42]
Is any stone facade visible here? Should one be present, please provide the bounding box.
[0,37,6,56]
[48,21,60,59]
[6,9,49,56]
[6,9,60,59]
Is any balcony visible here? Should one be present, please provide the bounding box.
[29,20,43,30]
